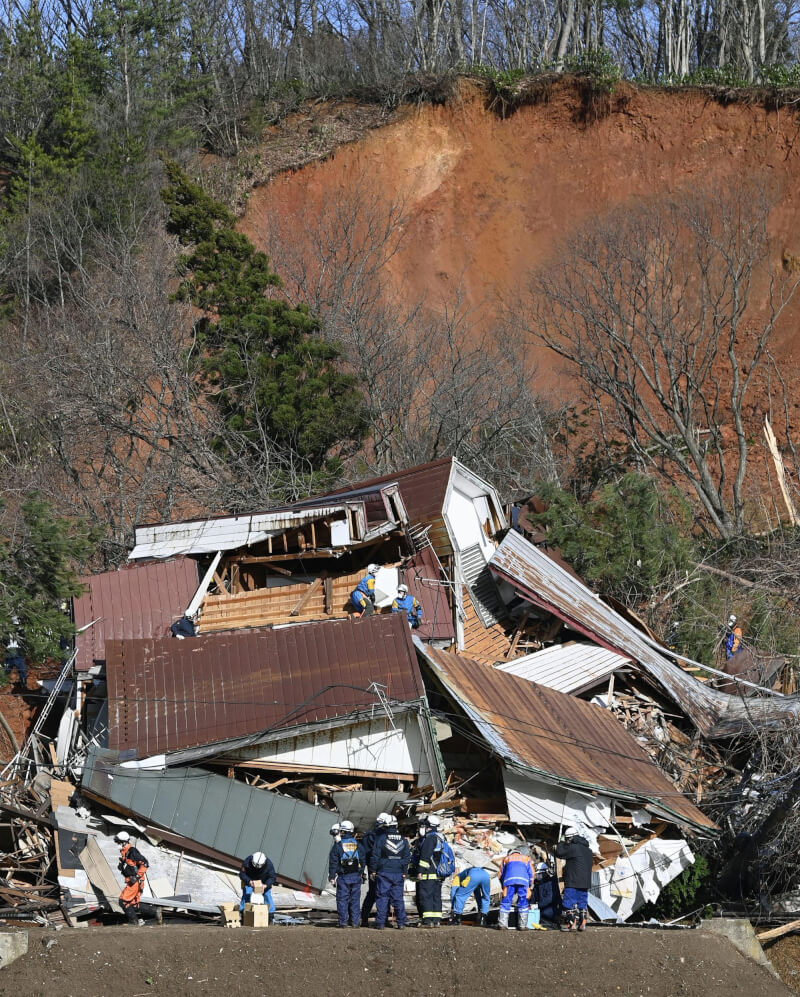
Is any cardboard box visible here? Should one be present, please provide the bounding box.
[218,902,241,928]
[242,903,270,928]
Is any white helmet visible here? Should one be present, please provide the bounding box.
[426,814,441,828]
[536,861,548,873]
[384,814,398,826]
[340,820,355,833]
[564,826,579,839]
[329,823,341,835]
[376,812,392,826]
[115,831,130,843]
[251,851,267,867]
[368,563,380,575]
[728,614,738,627]
[397,584,409,595]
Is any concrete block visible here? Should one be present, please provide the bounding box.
[700,918,778,977]
[0,931,28,969]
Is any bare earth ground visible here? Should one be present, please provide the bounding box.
[0,924,792,997]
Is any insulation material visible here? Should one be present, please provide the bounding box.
[503,767,612,846]
[594,838,695,921]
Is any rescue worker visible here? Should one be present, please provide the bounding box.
[3,618,27,690]
[330,822,341,843]
[725,614,743,659]
[351,564,380,617]
[329,819,366,928]
[410,814,444,927]
[170,613,197,638]
[368,814,410,929]
[116,831,149,926]
[391,584,423,629]
[554,826,592,932]
[360,812,391,926]
[239,850,277,920]
[533,860,562,926]
[498,844,534,930]
[450,866,491,926]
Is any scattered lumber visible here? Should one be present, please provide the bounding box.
[757,918,800,943]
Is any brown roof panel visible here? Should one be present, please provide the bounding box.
[419,645,715,832]
[73,558,199,672]
[107,613,425,757]
[403,547,455,643]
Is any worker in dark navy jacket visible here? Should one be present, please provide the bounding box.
[391,584,423,628]
[368,815,410,929]
[360,812,391,926]
[554,826,593,932]
[329,820,366,928]
[409,814,444,926]
[239,851,276,918]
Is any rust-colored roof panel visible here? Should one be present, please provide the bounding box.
[73,558,199,672]
[419,645,715,832]
[322,458,453,528]
[107,613,425,757]
[403,548,455,643]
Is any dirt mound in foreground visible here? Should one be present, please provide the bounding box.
[1,923,790,997]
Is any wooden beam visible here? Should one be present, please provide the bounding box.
[290,576,324,617]
[757,918,800,943]
[505,610,530,660]
[324,576,333,615]
[764,417,800,526]
[238,552,333,564]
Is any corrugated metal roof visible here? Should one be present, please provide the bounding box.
[497,642,632,695]
[321,458,454,532]
[416,643,715,832]
[489,530,800,739]
[107,613,426,757]
[82,746,332,891]
[403,547,456,643]
[73,558,200,673]
[130,505,361,560]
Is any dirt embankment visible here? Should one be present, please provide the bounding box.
[1,924,792,997]
[240,80,800,409]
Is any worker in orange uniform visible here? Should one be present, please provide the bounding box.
[116,831,149,926]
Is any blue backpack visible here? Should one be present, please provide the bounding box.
[434,834,456,877]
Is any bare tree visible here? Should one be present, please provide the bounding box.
[512,179,800,538]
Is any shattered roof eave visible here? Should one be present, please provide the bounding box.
[489,530,800,739]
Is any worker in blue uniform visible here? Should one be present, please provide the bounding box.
[391,584,423,629]
[329,820,366,928]
[450,866,491,926]
[498,845,534,930]
[410,814,444,927]
[533,860,562,925]
[360,812,391,926]
[351,563,380,617]
[239,851,276,918]
[368,815,410,929]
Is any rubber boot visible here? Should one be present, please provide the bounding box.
[478,914,488,928]
[561,907,578,932]
[450,913,462,926]
[517,908,530,930]
[578,909,588,932]
[497,909,509,930]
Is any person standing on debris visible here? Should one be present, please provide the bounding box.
[351,563,380,617]
[239,851,277,920]
[329,820,366,928]
[725,614,743,659]
[449,866,491,926]
[3,617,27,690]
[391,584,423,629]
[360,812,391,926]
[533,860,562,925]
[554,826,592,932]
[409,814,446,927]
[116,831,149,926]
[498,845,535,930]
[368,814,410,929]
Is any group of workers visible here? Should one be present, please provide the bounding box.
[115,819,593,932]
[350,564,423,629]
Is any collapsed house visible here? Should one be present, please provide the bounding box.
[6,456,795,926]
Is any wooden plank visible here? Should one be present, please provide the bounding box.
[757,918,800,943]
[764,417,800,526]
[324,576,333,615]
[290,576,324,617]
[79,836,123,913]
[505,610,530,660]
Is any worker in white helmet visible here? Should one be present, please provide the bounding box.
[239,850,276,921]
[115,831,149,926]
[391,583,423,629]
[329,820,366,927]
[360,812,393,926]
[351,563,380,617]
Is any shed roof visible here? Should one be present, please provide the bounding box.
[73,557,199,673]
[107,613,426,757]
[417,643,715,832]
[403,547,456,643]
[496,642,631,695]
